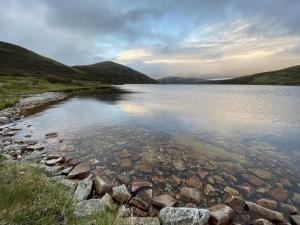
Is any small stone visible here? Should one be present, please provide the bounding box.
[224,186,239,196]
[204,184,216,197]
[73,199,104,218]
[45,157,64,166]
[256,184,272,194]
[268,187,288,202]
[44,165,64,177]
[26,144,44,151]
[197,170,209,179]
[132,207,148,217]
[180,187,203,205]
[292,193,300,205]
[131,181,153,193]
[237,184,254,197]
[208,204,234,225]
[248,168,273,180]
[129,196,149,211]
[250,219,273,225]
[67,158,81,166]
[117,175,130,185]
[67,163,90,179]
[45,132,58,139]
[280,203,298,215]
[137,162,154,173]
[242,174,264,186]
[73,177,93,201]
[93,177,112,196]
[186,176,202,189]
[257,198,278,210]
[112,184,131,204]
[159,207,210,225]
[121,159,133,170]
[173,160,186,171]
[100,193,115,210]
[290,215,300,225]
[185,203,197,208]
[118,217,160,225]
[152,194,176,208]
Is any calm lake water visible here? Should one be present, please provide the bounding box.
[15,85,300,207]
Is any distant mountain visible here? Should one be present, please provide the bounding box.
[158,76,208,84]
[0,41,84,79]
[211,65,300,85]
[73,61,156,84]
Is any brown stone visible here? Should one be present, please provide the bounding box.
[208,204,235,225]
[67,163,90,179]
[204,184,216,197]
[225,196,247,214]
[120,149,131,158]
[129,196,149,211]
[186,176,202,189]
[268,187,288,202]
[180,187,203,205]
[250,219,273,225]
[185,203,197,208]
[121,159,132,170]
[67,158,81,166]
[197,170,209,179]
[280,203,298,215]
[137,162,154,173]
[131,181,153,193]
[248,168,273,180]
[242,174,264,186]
[173,160,186,171]
[256,184,272,194]
[292,193,300,205]
[117,175,130,185]
[151,175,166,185]
[257,198,278,210]
[112,185,131,204]
[152,194,176,208]
[237,184,254,197]
[224,186,239,196]
[171,175,181,185]
[45,132,58,139]
[93,177,112,196]
[132,207,148,217]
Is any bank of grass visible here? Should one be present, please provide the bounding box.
[0,156,118,225]
[0,75,110,109]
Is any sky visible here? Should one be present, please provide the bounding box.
[0,0,300,79]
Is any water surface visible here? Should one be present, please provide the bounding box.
[15,85,300,206]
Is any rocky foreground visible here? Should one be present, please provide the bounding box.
[0,93,300,225]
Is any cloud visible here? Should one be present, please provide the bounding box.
[0,0,300,77]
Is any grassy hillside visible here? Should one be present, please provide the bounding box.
[158,76,208,84]
[73,61,157,84]
[0,75,109,109]
[212,65,300,85]
[0,41,84,79]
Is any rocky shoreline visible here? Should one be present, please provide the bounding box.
[0,93,300,225]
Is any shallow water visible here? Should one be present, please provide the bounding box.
[14,85,300,206]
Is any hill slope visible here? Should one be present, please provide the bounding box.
[73,61,156,84]
[212,65,300,85]
[0,41,84,79]
[158,76,208,84]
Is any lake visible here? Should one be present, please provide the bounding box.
[14,84,300,207]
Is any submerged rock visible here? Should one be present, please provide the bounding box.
[131,181,153,193]
[152,194,176,208]
[257,198,278,210]
[290,215,300,225]
[248,168,273,180]
[292,193,300,205]
[280,203,298,215]
[73,199,104,218]
[159,207,210,225]
[180,187,203,205]
[208,204,234,225]
[268,187,288,202]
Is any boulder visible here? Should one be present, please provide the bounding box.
[152,194,176,208]
[118,217,160,225]
[208,204,235,225]
[250,219,273,225]
[131,181,153,193]
[73,177,93,201]
[180,187,203,205]
[93,177,112,196]
[245,201,284,223]
[290,215,300,225]
[159,207,210,225]
[67,163,90,179]
[73,199,104,218]
[112,184,131,204]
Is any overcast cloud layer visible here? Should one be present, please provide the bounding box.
[1,0,300,78]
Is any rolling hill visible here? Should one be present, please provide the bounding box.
[73,61,156,84]
[212,65,300,85]
[0,41,84,79]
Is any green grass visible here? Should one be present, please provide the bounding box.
[0,75,110,109]
[0,160,118,225]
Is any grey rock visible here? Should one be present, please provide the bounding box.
[73,177,93,201]
[67,163,90,179]
[58,179,78,192]
[117,205,132,218]
[100,193,116,210]
[59,166,74,175]
[73,199,104,218]
[159,207,210,225]
[45,157,64,166]
[25,144,44,151]
[44,165,64,177]
[118,217,160,225]
[51,175,66,182]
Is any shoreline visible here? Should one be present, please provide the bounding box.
[0,93,300,225]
